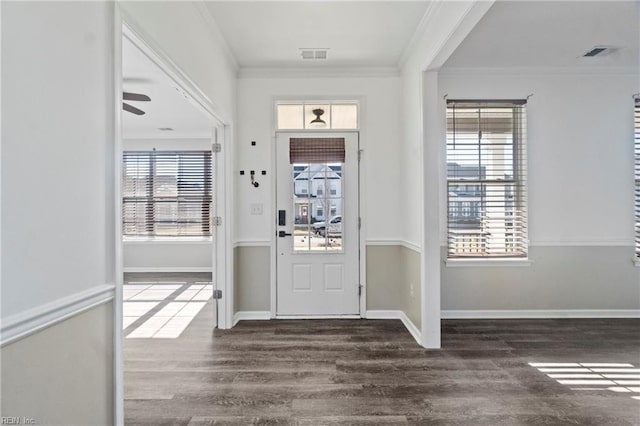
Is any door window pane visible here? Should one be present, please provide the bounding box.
[292,162,343,252]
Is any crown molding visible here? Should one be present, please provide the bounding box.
[439,66,639,76]
[398,1,440,69]
[193,1,239,72]
[238,67,400,79]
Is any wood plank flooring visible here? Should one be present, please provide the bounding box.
[125,302,640,425]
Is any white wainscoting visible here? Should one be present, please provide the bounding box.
[1,284,116,346]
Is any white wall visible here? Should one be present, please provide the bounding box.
[2,1,114,318]
[236,76,402,243]
[438,70,637,246]
[1,2,116,423]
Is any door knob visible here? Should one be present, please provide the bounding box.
[278,230,292,237]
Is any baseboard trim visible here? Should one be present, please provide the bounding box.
[233,311,272,326]
[1,284,116,346]
[123,267,212,273]
[366,310,422,346]
[441,309,640,319]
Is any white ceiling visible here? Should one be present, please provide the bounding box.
[443,1,639,69]
[122,1,638,136]
[204,1,431,69]
[122,35,212,139]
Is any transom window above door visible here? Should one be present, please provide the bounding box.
[276,101,358,130]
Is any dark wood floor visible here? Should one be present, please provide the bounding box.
[125,301,640,425]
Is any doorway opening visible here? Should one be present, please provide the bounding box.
[115,19,231,424]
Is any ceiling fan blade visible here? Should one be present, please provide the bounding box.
[123,92,151,102]
[123,102,145,116]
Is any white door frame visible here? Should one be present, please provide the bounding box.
[270,129,366,319]
[113,6,234,424]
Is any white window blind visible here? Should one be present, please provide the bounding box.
[635,99,640,258]
[122,151,212,237]
[446,100,528,258]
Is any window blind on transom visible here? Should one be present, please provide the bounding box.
[289,138,345,164]
[635,99,640,258]
[122,151,212,237]
[446,100,528,258]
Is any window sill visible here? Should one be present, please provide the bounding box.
[445,258,533,268]
[122,237,212,245]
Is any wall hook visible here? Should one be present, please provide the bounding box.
[250,170,259,188]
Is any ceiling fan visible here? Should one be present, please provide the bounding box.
[122,92,151,115]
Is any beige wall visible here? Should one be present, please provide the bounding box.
[234,246,271,312]
[442,246,639,311]
[367,245,421,328]
[401,246,422,327]
[233,245,421,327]
[1,302,114,426]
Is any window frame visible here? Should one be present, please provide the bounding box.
[634,98,639,262]
[122,150,213,239]
[275,101,359,130]
[445,99,528,260]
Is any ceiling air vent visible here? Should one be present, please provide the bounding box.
[300,48,329,60]
[582,46,616,57]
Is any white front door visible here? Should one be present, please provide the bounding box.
[276,132,360,315]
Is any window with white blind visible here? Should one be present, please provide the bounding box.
[446,100,528,258]
[122,151,212,237]
[635,99,640,258]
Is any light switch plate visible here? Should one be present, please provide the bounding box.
[250,203,263,215]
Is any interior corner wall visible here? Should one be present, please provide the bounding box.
[438,70,640,311]
[367,245,421,328]
[1,2,115,423]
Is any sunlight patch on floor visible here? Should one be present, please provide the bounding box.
[123,282,213,339]
[529,362,640,401]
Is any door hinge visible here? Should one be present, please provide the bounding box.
[213,289,223,299]
[358,149,363,162]
[358,284,363,296]
[358,217,361,229]
[212,216,222,226]
[212,143,222,153]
